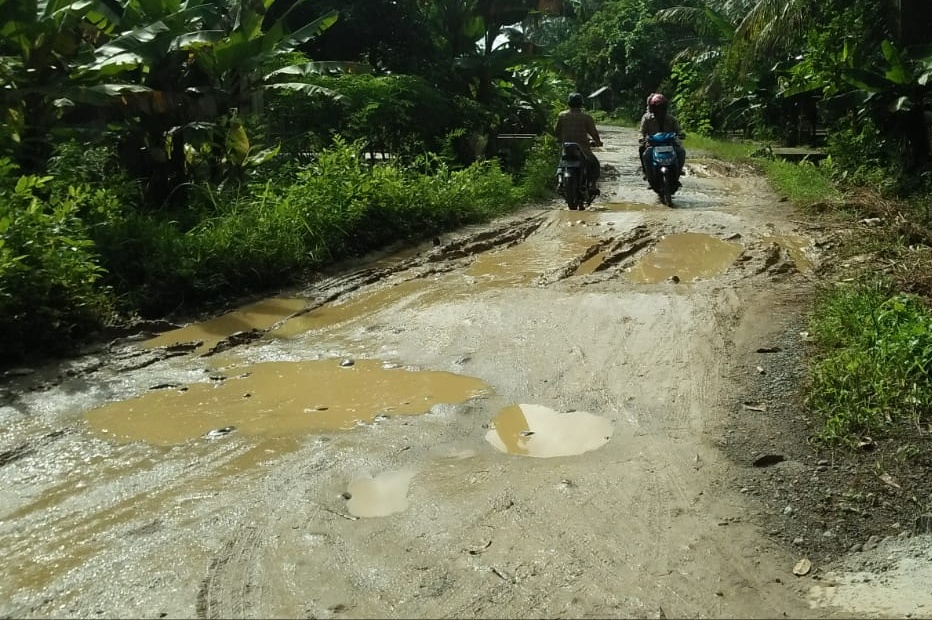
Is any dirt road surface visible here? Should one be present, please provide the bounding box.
[2,126,929,619]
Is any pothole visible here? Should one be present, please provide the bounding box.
[86,359,490,445]
[143,297,308,354]
[484,404,613,458]
[465,235,595,288]
[626,232,743,283]
[762,235,814,272]
[345,469,416,518]
[268,279,431,339]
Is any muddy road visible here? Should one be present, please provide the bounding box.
[0,126,868,618]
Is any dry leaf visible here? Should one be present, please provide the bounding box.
[793,558,812,576]
[879,473,901,489]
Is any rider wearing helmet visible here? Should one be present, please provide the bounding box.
[639,93,686,185]
[555,92,603,194]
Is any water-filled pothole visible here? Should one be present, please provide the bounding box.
[345,469,416,518]
[763,235,813,272]
[465,236,595,287]
[144,297,308,353]
[86,359,490,445]
[485,404,613,458]
[626,232,742,283]
[269,279,430,339]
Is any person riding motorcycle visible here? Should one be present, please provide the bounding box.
[638,93,686,186]
[555,92,603,194]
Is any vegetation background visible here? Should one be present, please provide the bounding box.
[3,0,932,450]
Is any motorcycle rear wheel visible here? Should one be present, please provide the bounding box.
[565,172,581,210]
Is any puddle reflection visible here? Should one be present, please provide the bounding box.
[485,404,613,458]
[346,469,416,518]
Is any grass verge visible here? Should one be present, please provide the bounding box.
[696,134,932,449]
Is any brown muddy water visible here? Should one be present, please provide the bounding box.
[86,359,490,445]
[626,232,743,283]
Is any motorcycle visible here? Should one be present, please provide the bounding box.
[556,141,596,211]
[644,132,685,207]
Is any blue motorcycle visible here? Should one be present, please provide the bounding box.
[644,132,684,207]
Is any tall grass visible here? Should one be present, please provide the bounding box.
[100,140,532,315]
[807,280,932,445]
[1,134,558,361]
[761,159,840,205]
[686,134,757,161]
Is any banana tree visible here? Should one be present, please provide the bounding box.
[841,41,932,171]
[69,0,340,197]
[0,0,119,170]
[1,0,342,198]
[417,0,551,159]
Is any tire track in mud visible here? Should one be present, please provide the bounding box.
[196,525,262,620]
[0,428,70,468]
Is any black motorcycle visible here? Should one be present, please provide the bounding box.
[556,142,596,210]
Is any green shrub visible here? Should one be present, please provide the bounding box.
[264,74,475,157]
[516,135,559,202]
[0,167,111,359]
[823,115,897,192]
[807,281,932,444]
[115,140,523,315]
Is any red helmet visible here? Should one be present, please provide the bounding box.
[648,93,668,113]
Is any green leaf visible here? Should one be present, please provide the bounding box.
[843,68,895,93]
[271,10,338,55]
[881,40,911,85]
[226,118,249,166]
[264,82,344,101]
[245,143,279,167]
[170,30,225,51]
[891,96,913,112]
[265,61,371,79]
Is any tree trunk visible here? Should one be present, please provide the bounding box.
[895,0,932,48]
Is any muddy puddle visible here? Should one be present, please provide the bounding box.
[270,235,606,341]
[144,297,308,353]
[268,279,433,339]
[599,201,657,212]
[485,403,613,458]
[346,469,416,518]
[626,232,742,283]
[763,234,813,272]
[465,235,596,287]
[86,359,490,445]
